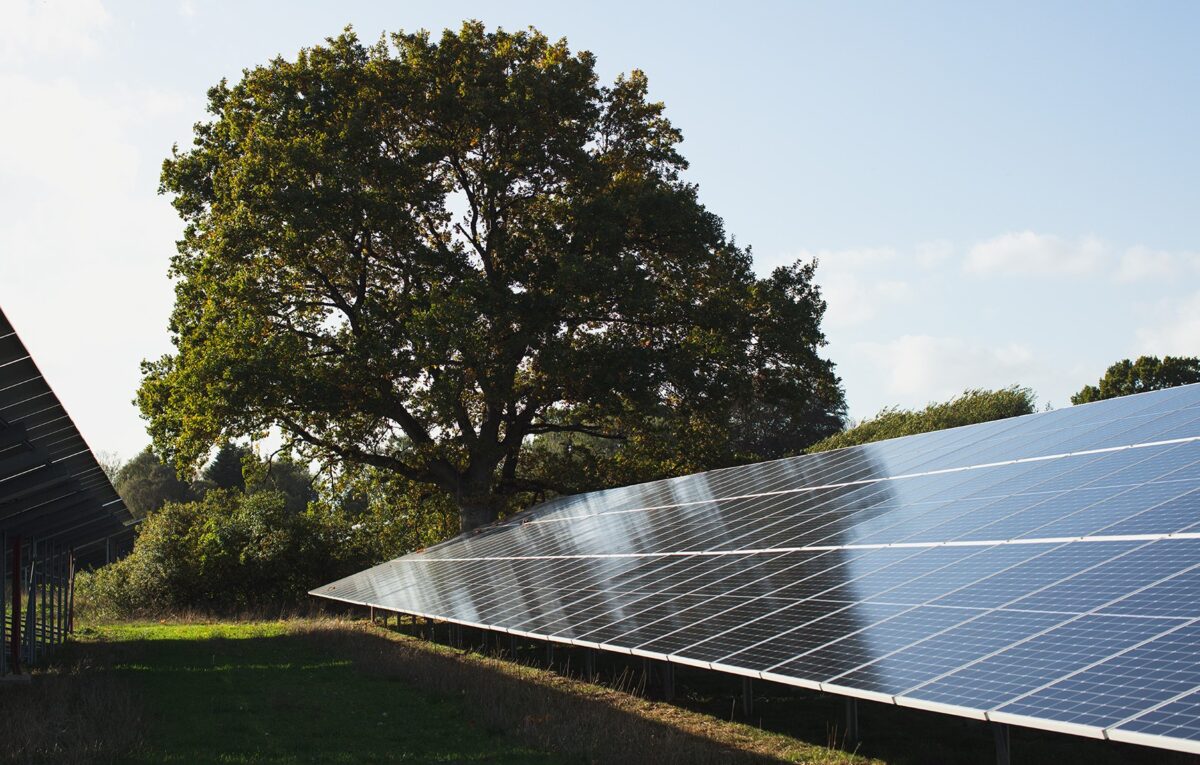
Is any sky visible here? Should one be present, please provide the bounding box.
[2,0,1199,462]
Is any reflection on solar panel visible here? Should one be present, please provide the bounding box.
[312,384,1200,755]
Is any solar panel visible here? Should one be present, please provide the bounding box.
[312,383,1200,755]
[0,307,134,563]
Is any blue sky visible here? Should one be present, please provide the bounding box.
[2,0,1199,460]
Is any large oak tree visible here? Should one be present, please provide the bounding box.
[141,23,845,531]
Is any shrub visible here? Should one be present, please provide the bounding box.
[807,386,1036,453]
[75,489,373,619]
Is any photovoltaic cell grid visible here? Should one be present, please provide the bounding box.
[312,384,1200,754]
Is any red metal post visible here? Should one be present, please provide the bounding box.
[67,549,75,634]
[10,535,20,674]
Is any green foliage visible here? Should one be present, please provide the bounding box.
[76,458,455,618]
[1071,355,1200,404]
[141,22,844,531]
[114,447,194,518]
[202,442,249,490]
[807,387,1037,453]
[75,490,363,617]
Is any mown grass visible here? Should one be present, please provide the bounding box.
[0,618,864,765]
[3,617,1196,765]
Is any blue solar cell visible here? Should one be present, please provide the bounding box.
[932,541,1140,609]
[769,604,980,681]
[835,609,1071,696]
[906,615,1171,710]
[1021,481,1200,539]
[1115,690,1200,742]
[1007,540,1200,614]
[996,622,1200,728]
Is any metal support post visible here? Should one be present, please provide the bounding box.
[845,698,860,747]
[545,641,555,668]
[508,633,517,657]
[661,661,675,701]
[742,677,754,717]
[67,550,76,635]
[584,648,596,680]
[0,532,6,675]
[57,547,65,644]
[10,535,20,674]
[993,723,1011,765]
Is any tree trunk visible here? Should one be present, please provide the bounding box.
[457,493,504,533]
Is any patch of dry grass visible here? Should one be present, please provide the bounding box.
[291,617,874,765]
[0,656,141,765]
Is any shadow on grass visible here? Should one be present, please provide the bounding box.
[54,621,839,765]
[370,619,1200,765]
[63,625,557,765]
[288,622,839,765]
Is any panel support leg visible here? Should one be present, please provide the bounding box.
[508,634,517,658]
[9,535,19,674]
[993,723,1011,765]
[845,698,859,748]
[545,642,554,668]
[742,677,754,718]
[661,661,675,701]
[67,550,75,635]
[584,648,596,680]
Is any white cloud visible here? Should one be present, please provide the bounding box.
[821,271,912,330]
[1116,245,1200,283]
[915,240,953,268]
[1135,292,1200,357]
[805,247,913,329]
[965,231,1108,277]
[0,0,110,62]
[854,334,1036,403]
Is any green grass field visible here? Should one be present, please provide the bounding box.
[4,618,1198,765]
[79,622,560,764]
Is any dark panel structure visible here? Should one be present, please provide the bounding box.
[1,307,135,673]
[313,384,1200,755]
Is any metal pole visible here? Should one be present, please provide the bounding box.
[845,698,860,747]
[508,633,517,657]
[9,535,20,674]
[56,545,64,645]
[57,546,64,644]
[585,648,596,680]
[545,641,554,668]
[0,532,5,675]
[661,661,675,701]
[993,723,1011,765]
[66,550,76,635]
[742,677,754,717]
[25,539,36,666]
[39,541,47,660]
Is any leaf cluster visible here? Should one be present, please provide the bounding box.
[1071,355,1200,405]
[807,386,1037,453]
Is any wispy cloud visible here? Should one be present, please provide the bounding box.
[854,334,1036,404]
[965,231,1108,277]
[1135,291,1200,357]
[0,0,110,62]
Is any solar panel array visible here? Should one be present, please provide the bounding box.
[312,384,1200,755]
[0,307,134,564]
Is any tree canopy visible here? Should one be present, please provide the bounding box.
[140,23,845,531]
[1071,356,1200,405]
[807,387,1037,453]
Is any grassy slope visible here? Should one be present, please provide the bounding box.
[73,621,557,765]
[41,619,863,765]
[11,618,1192,765]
